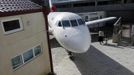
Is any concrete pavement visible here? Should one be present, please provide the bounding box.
[51,39,134,75]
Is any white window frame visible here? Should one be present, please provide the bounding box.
[11,44,42,71]
[1,18,23,35]
[11,55,23,69]
[75,18,79,26]
[23,49,34,63]
[33,45,42,56]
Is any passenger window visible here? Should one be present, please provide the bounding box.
[58,21,62,27]
[85,16,88,22]
[62,20,70,27]
[70,20,78,27]
[78,19,85,25]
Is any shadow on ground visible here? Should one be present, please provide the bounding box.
[50,38,61,48]
[72,45,134,75]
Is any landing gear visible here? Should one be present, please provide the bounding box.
[67,51,75,61]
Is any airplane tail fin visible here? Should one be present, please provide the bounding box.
[49,0,56,12]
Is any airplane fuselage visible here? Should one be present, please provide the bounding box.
[48,12,91,53]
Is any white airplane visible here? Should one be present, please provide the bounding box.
[48,0,116,54]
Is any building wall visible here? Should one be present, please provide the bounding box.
[0,12,51,75]
[107,10,134,24]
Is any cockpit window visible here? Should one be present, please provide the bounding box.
[78,19,85,25]
[70,19,78,27]
[58,21,62,27]
[62,20,70,27]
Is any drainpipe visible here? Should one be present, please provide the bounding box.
[42,7,56,75]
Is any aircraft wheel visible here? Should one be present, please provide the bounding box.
[69,55,75,61]
[67,51,73,56]
[66,50,75,60]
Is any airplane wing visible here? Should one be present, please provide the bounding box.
[85,17,116,25]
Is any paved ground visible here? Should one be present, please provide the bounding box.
[51,39,134,75]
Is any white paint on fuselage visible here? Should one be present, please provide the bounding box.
[48,12,91,53]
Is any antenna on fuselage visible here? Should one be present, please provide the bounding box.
[49,0,56,12]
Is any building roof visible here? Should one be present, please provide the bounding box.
[0,0,42,12]
[53,0,94,4]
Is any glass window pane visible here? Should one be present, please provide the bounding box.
[34,45,41,56]
[70,20,78,27]
[85,16,88,22]
[90,17,98,21]
[11,55,23,69]
[23,49,34,62]
[58,21,62,27]
[78,19,85,25]
[3,20,20,32]
[62,20,70,27]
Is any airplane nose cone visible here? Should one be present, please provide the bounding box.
[63,27,91,53]
[67,33,91,53]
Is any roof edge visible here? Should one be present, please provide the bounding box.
[0,8,47,17]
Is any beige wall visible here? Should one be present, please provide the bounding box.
[0,12,51,75]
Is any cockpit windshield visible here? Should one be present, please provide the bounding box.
[58,21,62,27]
[78,19,85,25]
[70,19,78,27]
[58,19,85,27]
[62,20,70,27]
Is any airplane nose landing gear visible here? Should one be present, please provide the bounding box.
[66,50,75,61]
